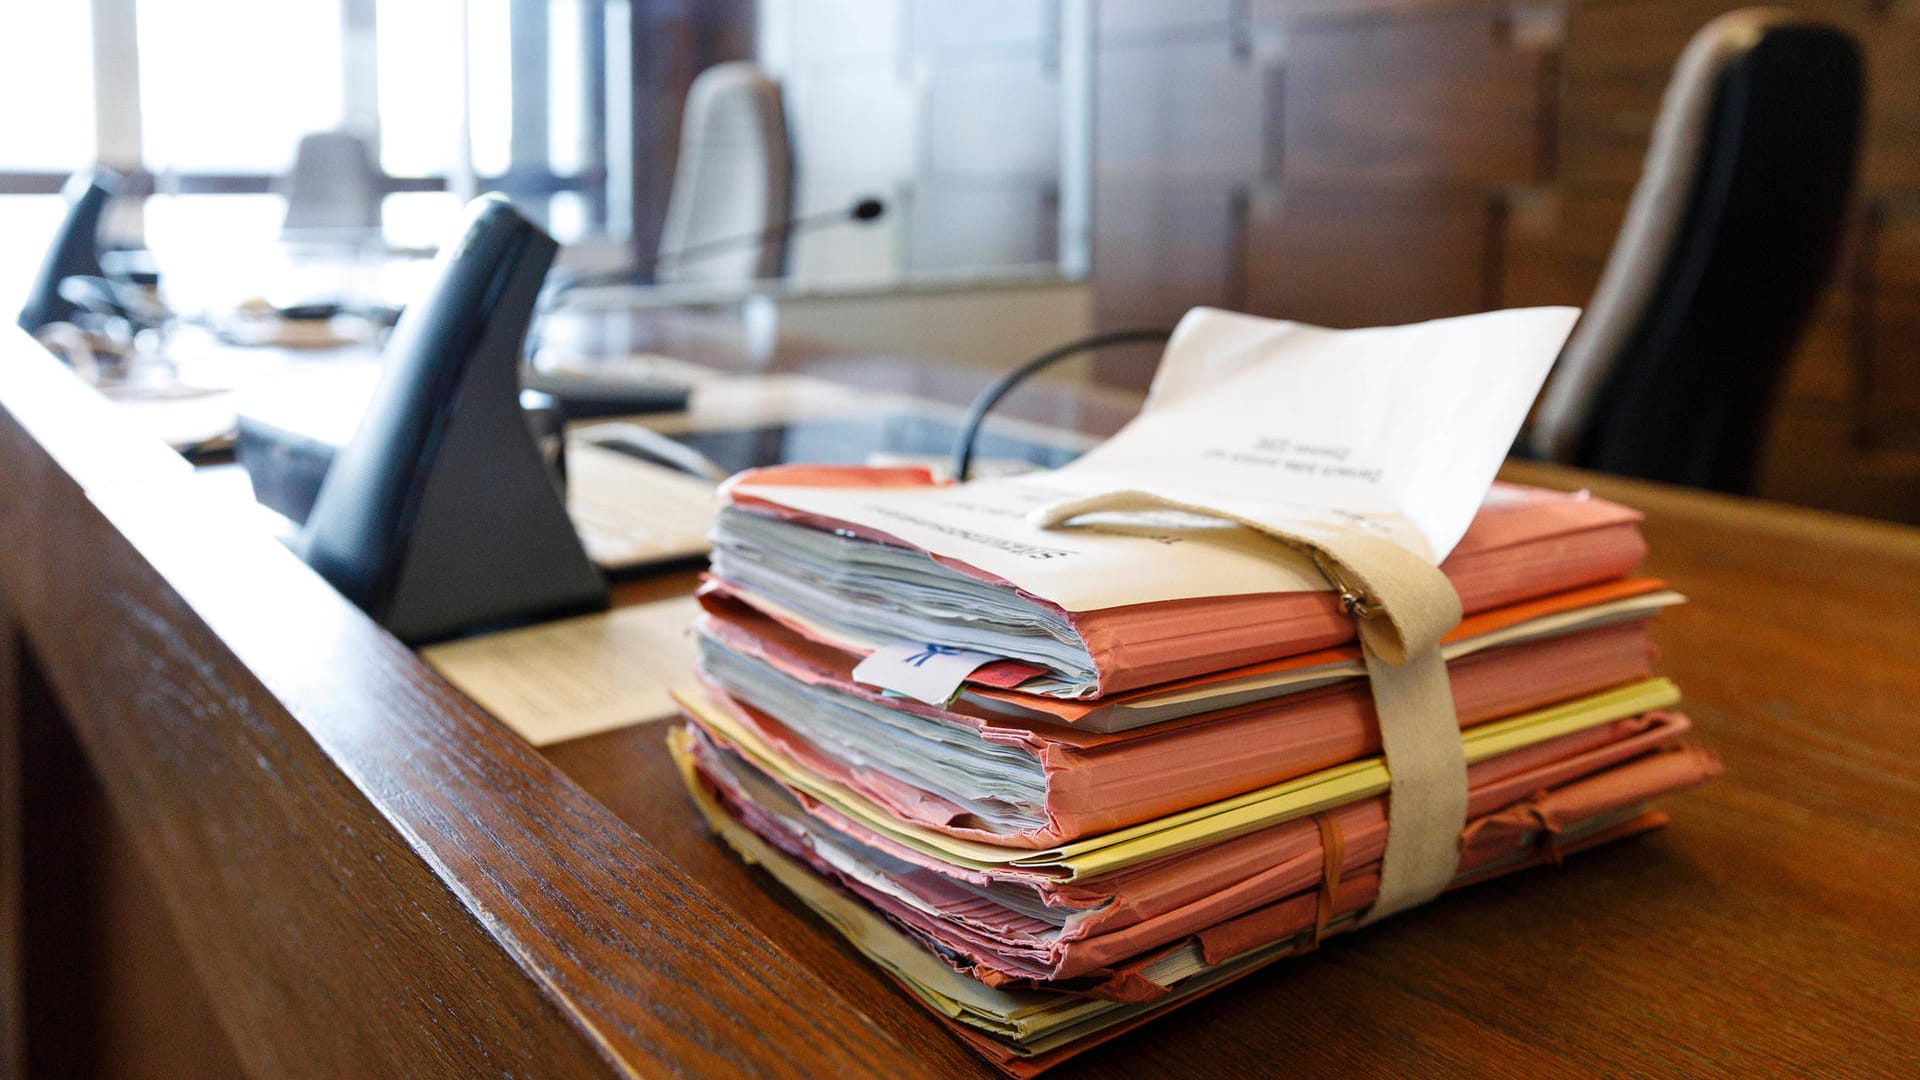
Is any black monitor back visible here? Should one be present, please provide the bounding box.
[19,168,118,333]
[296,196,607,644]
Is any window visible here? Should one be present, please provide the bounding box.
[3,0,628,312]
[0,2,96,171]
[377,0,466,179]
[136,0,345,174]
[0,2,96,305]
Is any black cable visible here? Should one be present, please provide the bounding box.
[949,326,1175,482]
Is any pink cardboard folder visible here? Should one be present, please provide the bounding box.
[720,465,1649,695]
[695,587,1664,845]
[685,712,1714,990]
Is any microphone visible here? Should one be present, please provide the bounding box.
[552,196,887,294]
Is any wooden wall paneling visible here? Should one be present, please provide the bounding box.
[1863,203,1920,447]
[1558,0,1872,191]
[1779,207,1870,410]
[63,707,253,1080]
[1781,290,1864,409]
[1499,190,1627,310]
[1559,0,1737,191]
[1243,182,1501,327]
[1067,0,1920,517]
[1754,409,1920,520]
[1753,207,1879,509]
[1,599,19,1077]
[1861,20,1920,194]
[1275,6,1556,186]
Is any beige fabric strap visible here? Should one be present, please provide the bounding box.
[1030,490,1468,922]
[1354,643,1467,921]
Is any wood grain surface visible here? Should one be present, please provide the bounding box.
[9,313,1920,1077]
[0,328,927,1077]
[545,461,1920,1077]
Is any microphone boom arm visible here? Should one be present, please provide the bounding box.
[551,196,885,296]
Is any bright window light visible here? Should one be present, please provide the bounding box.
[549,0,586,174]
[136,0,345,173]
[0,196,73,315]
[377,0,466,177]
[466,0,512,177]
[0,2,96,170]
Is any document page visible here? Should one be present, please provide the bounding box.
[422,595,700,746]
[730,474,1330,612]
[733,307,1578,613]
[1040,306,1581,562]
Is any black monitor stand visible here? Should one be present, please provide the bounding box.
[18,168,118,334]
[296,196,609,645]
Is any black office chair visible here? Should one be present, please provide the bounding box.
[296,195,608,644]
[18,168,119,334]
[1524,10,1861,495]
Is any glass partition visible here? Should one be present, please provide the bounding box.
[755,0,1092,288]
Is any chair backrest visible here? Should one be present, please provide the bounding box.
[654,62,792,285]
[1525,9,1861,494]
[18,168,117,333]
[297,196,606,644]
[280,130,384,238]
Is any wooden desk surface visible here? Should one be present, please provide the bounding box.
[5,325,1919,1076]
[551,460,1920,1077]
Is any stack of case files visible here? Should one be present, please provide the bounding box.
[672,463,1720,1076]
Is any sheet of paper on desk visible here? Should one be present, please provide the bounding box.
[726,474,1329,613]
[732,306,1580,613]
[565,442,716,570]
[421,595,701,746]
[1038,305,1581,561]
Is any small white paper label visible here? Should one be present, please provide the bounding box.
[851,643,1004,706]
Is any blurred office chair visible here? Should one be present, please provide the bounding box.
[297,195,607,644]
[18,168,118,333]
[653,61,792,285]
[279,130,384,238]
[1524,9,1861,495]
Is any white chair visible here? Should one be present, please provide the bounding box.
[653,62,792,285]
[279,130,384,239]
